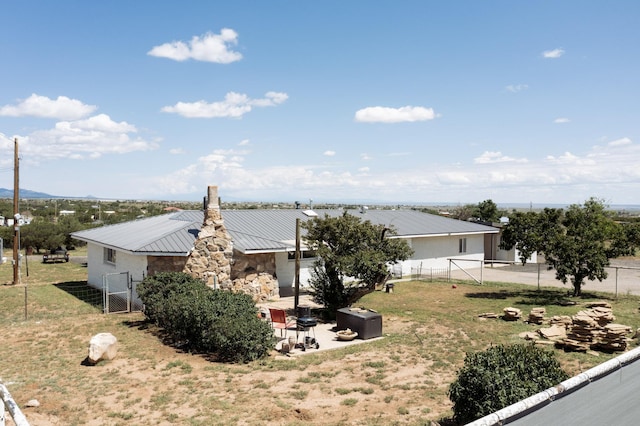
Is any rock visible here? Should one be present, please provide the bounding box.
[88,333,118,364]
[538,324,567,341]
[25,399,40,407]
[502,307,522,321]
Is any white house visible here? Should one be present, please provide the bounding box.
[71,208,498,302]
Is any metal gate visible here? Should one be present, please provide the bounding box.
[103,272,143,314]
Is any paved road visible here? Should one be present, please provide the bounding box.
[449,260,640,297]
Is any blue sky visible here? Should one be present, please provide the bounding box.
[1,1,638,205]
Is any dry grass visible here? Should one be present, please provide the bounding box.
[1,256,639,425]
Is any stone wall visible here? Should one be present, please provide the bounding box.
[147,256,187,276]
[230,250,279,302]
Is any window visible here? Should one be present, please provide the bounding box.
[458,238,467,253]
[287,250,318,260]
[104,248,116,265]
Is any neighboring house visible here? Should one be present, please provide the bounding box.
[71,208,498,301]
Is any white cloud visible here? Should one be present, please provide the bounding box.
[505,84,528,93]
[161,91,288,118]
[546,152,596,166]
[608,137,632,147]
[116,138,640,204]
[542,48,565,59]
[169,148,185,155]
[0,94,97,120]
[148,29,242,63]
[238,139,250,146]
[354,106,437,123]
[474,151,528,164]
[323,150,336,156]
[361,153,373,160]
[11,114,158,161]
[554,117,570,124]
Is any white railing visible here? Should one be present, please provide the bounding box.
[0,382,29,426]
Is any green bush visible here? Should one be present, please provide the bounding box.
[448,344,569,424]
[137,272,275,362]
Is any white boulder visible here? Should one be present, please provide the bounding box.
[88,333,118,364]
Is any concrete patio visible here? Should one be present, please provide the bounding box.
[257,294,384,357]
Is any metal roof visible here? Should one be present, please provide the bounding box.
[71,210,202,255]
[221,209,497,253]
[71,208,498,255]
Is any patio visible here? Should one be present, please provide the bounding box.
[257,294,384,357]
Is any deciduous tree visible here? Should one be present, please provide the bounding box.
[501,199,637,296]
[303,212,413,312]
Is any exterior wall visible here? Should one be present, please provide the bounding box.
[274,251,315,293]
[85,243,147,289]
[272,234,489,290]
[405,234,486,275]
[148,255,187,277]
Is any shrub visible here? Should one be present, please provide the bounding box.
[448,344,569,424]
[138,272,275,362]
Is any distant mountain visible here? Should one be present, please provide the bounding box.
[0,188,64,199]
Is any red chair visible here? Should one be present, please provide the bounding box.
[268,308,296,338]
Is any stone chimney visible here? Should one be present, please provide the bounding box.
[183,186,233,289]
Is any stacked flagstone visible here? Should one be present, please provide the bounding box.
[563,307,619,352]
[596,324,632,352]
[515,303,632,353]
[563,310,599,351]
[503,307,522,321]
[478,312,499,319]
[549,315,573,328]
[528,307,546,325]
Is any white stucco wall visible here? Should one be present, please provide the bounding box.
[274,251,315,290]
[86,243,148,292]
[405,234,486,274]
[273,233,489,290]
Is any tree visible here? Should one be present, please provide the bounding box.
[449,344,568,424]
[450,204,476,221]
[302,212,413,312]
[545,199,635,296]
[474,199,500,222]
[500,208,563,265]
[501,199,637,296]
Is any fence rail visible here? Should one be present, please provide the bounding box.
[1,382,29,426]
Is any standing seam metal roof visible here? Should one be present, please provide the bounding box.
[71,209,497,255]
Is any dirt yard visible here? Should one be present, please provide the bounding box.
[2,261,639,425]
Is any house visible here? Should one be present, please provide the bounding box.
[71,200,498,303]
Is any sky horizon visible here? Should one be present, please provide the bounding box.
[1,1,638,206]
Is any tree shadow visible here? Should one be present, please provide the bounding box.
[465,288,613,306]
[54,280,104,309]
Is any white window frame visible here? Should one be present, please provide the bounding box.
[458,238,467,254]
[104,248,116,265]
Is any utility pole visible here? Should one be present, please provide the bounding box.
[13,138,20,286]
[294,218,301,310]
